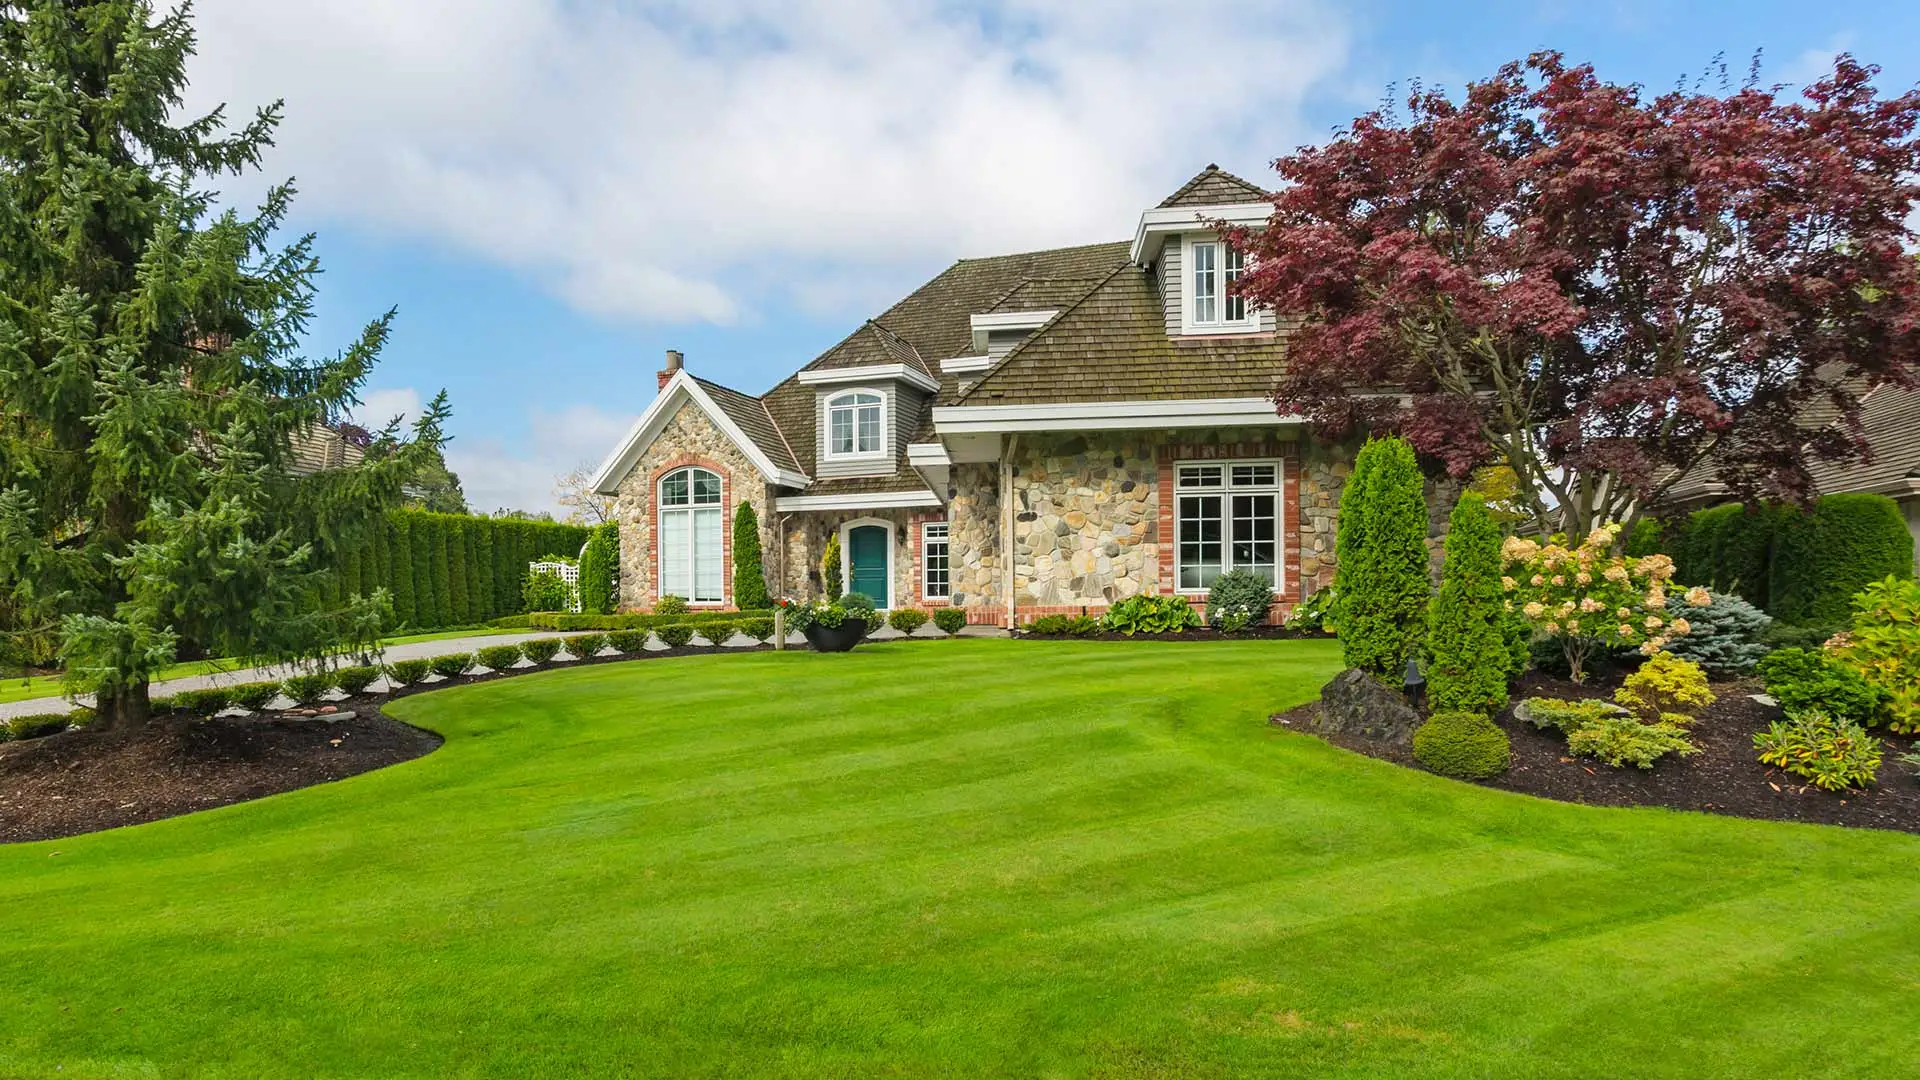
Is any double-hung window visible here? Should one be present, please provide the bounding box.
[827,390,885,457]
[658,466,724,603]
[922,521,950,600]
[1188,239,1248,329]
[1175,461,1280,591]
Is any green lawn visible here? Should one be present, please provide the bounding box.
[3,639,1917,1078]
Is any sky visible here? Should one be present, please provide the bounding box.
[177,0,1920,517]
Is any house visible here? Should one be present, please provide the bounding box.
[589,166,1357,626]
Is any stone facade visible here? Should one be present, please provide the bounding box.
[945,463,1003,614]
[775,509,922,611]
[1008,434,1159,608]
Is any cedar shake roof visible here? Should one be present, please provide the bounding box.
[1806,381,1920,496]
[987,277,1106,313]
[693,375,804,475]
[1158,164,1271,208]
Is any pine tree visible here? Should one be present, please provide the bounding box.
[732,503,769,610]
[1425,493,1510,715]
[1333,437,1430,680]
[0,2,446,728]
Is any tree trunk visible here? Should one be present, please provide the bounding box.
[93,681,152,733]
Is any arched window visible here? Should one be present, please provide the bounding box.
[827,390,885,457]
[658,466,723,603]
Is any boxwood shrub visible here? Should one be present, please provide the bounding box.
[165,687,232,716]
[228,681,281,711]
[335,666,381,695]
[476,644,524,671]
[386,658,431,685]
[564,633,609,657]
[428,653,474,678]
[281,671,337,705]
[519,638,562,664]
[1411,711,1511,779]
[932,608,967,635]
[607,629,649,653]
[699,621,738,644]
[739,618,775,641]
[5,713,71,741]
[656,624,695,647]
[887,608,930,634]
[654,595,689,617]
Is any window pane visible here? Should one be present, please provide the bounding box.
[848,392,880,405]
[1225,246,1246,323]
[660,508,691,597]
[1231,464,1276,488]
[691,469,721,504]
[1178,494,1223,590]
[830,408,854,455]
[661,471,689,506]
[693,507,723,602]
[1232,493,1277,584]
[857,404,882,453]
[1192,242,1217,324]
[1177,464,1223,488]
[923,522,950,599]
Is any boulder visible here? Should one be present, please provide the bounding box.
[1302,668,1422,746]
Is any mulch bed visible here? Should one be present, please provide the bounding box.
[1021,625,1333,642]
[0,641,782,844]
[1273,670,1920,834]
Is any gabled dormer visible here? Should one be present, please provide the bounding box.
[797,321,941,479]
[1131,164,1276,338]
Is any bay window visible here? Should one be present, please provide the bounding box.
[658,466,724,603]
[1175,461,1280,591]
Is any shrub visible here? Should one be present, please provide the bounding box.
[732,503,770,610]
[227,681,282,711]
[281,670,337,705]
[1333,436,1430,679]
[1762,622,1844,652]
[519,638,562,664]
[1501,608,1534,679]
[1027,614,1069,635]
[821,534,843,601]
[739,617,775,641]
[653,594,690,617]
[522,568,573,614]
[1411,711,1511,779]
[1757,648,1884,728]
[166,687,232,716]
[1284,586,1336,632]
[698,621,738,644]
[1660,589,1772,675]
[1755,709,1882,791]
[1566,716,1697,769]
[888,608,930,634]
[1615,652,1714,727]
[6,713,71,741]
[1425,493,1511,716]
[334,666,381,695]
[607,629,649,653]
[491,614,532,630]
[577,523,618,615]
[933,607,967,634]
[656,624,695,647]
[564,632,609,658]
[1829,576,1920,734]
[1063,614,1101,636]
[386,658,431,685]
[841,593,878,623]
[428,653,474,678]
[1769,493,1913,626]
[1520,697,1622,733]
[1676,502,1792,610]
[476,644,524,671]
[1205,568,1275,629]
[1100,594,1201,635]
[1503,523,1697,683]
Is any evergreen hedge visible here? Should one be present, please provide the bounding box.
[1675,502,1792,610]
[1769,493,1913,626]
[340,511,589,632]
[1333,436,1430,680]
[1425,493,1509,715]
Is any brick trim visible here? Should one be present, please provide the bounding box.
[907,512,952,607]
[648,456,734,610]
[1154,440,1301,601]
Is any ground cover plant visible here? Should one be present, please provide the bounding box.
[4,639,1920,1078]
[1755,710,1884,792]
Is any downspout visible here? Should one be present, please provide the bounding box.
[1002,434,1019,630]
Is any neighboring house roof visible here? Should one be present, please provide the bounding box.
[1158,164,1270,208]
[1663,375,1920,505]
[287,423,365,476]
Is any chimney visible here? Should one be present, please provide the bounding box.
[658,349,684,390]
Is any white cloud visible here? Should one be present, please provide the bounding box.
[446,403,634,519]
[181,0,1349,325]
[350,386,425,431]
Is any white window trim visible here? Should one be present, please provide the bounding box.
[1172,458,1284,595]
[838,517,895,611]
[825,387,889,462]
[657,466,727,605]
[921,520,951,602]
[1179,233,1257,336]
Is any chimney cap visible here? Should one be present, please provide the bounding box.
[664,349,684,371]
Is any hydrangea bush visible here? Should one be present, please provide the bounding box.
[1501,523,1708,683]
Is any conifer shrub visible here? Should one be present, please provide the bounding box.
[1333,437,1429,679]
[732,504,770,610]
[6,713,72,741]
[607,630,649,653]
[1204,569,1275,629]
[1660,589,1772,675]
[281,670,337,705]
[1769,493,1913,626]
[1518,697,1622,733]
[228,681,282,711]
[699,621,738,644]
[656,624,695,647]
[334,666,381,695]
[887,608,930,633]
[428,653,473,678]
[1411,711,1511,779]
[1615,652,1715,727]
[821,535,843,601]
[739,618,775,641]
[578,523,618,615]
[476,644,524,671]
[1567,716,1697,769]
[565,633,609,657]
[653,595,689,617]
[1424,493,1510,716]
[932,608,967,635]
[164,687,231,716]
[386,659,431,685]
[519,638,562,664]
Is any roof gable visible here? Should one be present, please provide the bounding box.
[1158,164,1270,208]
[590,371,810,494]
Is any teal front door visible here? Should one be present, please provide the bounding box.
[847,525,889,606]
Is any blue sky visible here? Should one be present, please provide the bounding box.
[180,0,1920,515]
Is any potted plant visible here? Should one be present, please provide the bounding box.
[787,593,878,653]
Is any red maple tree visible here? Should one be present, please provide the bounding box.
[1228,52,1920,541]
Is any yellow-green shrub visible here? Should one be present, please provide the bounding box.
[1614,652,1715,727]
[1829,576,1920,734]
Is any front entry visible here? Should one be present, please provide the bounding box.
[846,524,890,607]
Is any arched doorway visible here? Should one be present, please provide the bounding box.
[840,519,892,609]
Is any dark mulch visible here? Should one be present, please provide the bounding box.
[1274,669,1920,834]
[1022,624,1334,642]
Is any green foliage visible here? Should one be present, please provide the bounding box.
[933,608,968,635]
[373,512,589,629]
[6,713,72,741]
[385,659,431,685]
[1762,622,1843,652]
[1829,576,1920,734]
[164,688,232,716]
[476,645,524,671]
[445,518,470,625]
[492,615,533,630]
[281,671,338,705]
[1333,437,1430,679]
[1676,502,1791,609]
[578,523,618,616]
[739,618,775,641]
[1424,494,1510,716]
[227,682,281,712]
[699,622,738,645]
[1770,494,1913,625]
[821,535,843,601]
[527,609,743,631]
[1660,590,1772,675]
[1099,594,1201,636]
[1755,710,1882,791]
[888,609,930,634]
[333,666,379,695]
[1204,569,1275,628]
[1624,516,1672,558]
[1502,608,1534,680]
[1567,716,1698,769]
[1519,697,1622,733]
[564,633,608,658]
[1026,614,1100,636]
[430,520,455,628]
[656,624,695,648]
[731,504,770,610]
[428,654,473,678]
[523,569,572,614]
[786,593,876,634]
[387,518,417,628]
[607,630,649,653]
[1615,652,1715,726]
[519,639,562,664]
[654,595,690,617]
[1411,711,1511,779]
[1757,648,1886,728]
[1284,586,1337,632]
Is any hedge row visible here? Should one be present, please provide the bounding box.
[326,511,590,631]
[1667,493,1912,624]
[527,610,745,631]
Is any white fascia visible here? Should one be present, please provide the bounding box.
[940,355,992,374]
[906,442,951,467]
[1130,202,1272,264]
[932,397,1305,435]
[969,310,1059,334]
[774,489,943,512]
[796,363,941,394]
[589,369,811,494]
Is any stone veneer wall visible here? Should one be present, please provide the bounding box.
[774,508,922,610]
[945,463,1003,615]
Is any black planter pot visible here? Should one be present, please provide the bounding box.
[802,618,869,653]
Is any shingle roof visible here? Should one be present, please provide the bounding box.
[1158,164,1270,208]
[987,277,1106,313]
[1807,381,1920,496]
[955,264,1293,405]
[694,376,803,475]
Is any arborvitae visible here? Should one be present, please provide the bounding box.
[466,523,489,621]
[387,516,416,627]
[1334,436,1430,680]
[1425,493,1510,715]
[732,503,769,609]
[431,517,454,627]
[821,534,843,600]
[411,516,438,628]
[445,517,470,624]
[578,523,618,614]
[0,2,446,728]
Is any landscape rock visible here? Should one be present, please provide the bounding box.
[1298,668,1422,746]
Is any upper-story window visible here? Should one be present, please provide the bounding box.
[827,390,885,457]
[1187,238,1249,330]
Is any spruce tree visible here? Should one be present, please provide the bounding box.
[0,1,446,728]
[732,503,769,610]
[1425,493,1510,715]
[1333,437,1429,680]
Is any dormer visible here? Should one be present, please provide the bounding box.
[797,322,940,479]
[1132,165,1275,338]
